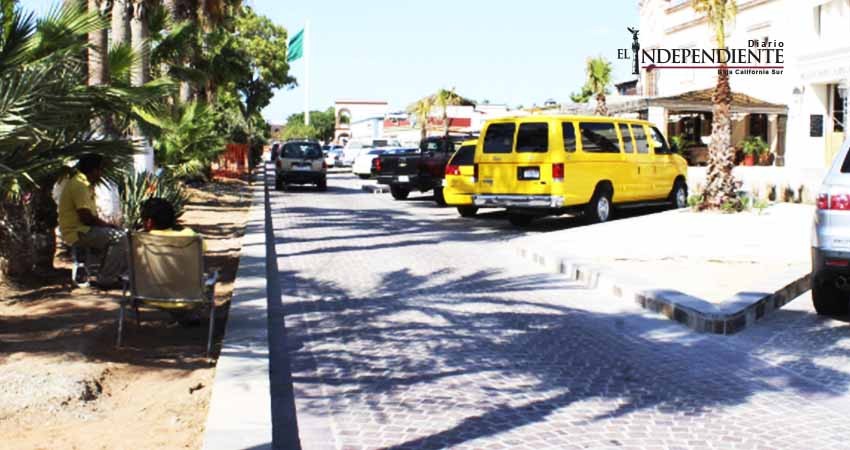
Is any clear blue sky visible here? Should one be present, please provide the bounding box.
[23,0,638,123]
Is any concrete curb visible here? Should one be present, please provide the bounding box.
[517,246,812,335]
[203,165,301,450]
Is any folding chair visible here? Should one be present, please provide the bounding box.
[118,232,218,355]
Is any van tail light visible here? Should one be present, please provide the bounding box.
[826,259,850,267]
[818,192,850,210]
[552,163,564,182]
[473,163,478,181]
[445,164,461,176]
[373,157,382,172]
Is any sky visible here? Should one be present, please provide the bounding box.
[22,0,638,123]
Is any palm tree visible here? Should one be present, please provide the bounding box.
[87,0,110,86]
[0,3,144,280]
[583,57,612,116]
[408,98,433,143]
[130,0,150,87]
[111,0,132,46]
[435,88,461,138]
[692,0,738,208]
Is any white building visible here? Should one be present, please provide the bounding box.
[334,100,390,144]
[638,0,849,175]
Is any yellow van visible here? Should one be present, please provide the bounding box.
[473,115,688,226]
[443,139,479,217]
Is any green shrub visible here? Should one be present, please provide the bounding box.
[119,171,190,229]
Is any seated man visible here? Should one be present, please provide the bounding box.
[58,154,127,288]
[140,197,203,248]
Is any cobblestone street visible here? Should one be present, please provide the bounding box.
[272,172,850,450]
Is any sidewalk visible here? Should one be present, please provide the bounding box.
[514,204,814,334]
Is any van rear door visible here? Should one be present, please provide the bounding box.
[476,121,553,195]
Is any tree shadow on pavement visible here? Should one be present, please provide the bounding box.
[276,263,850,449]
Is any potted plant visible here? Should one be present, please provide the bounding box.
[741,136,767,166]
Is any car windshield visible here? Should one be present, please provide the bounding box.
[283,142,322,159]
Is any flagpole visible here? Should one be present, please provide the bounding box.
[304,19,310,126]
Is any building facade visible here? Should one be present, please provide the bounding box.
[639,0,849,171]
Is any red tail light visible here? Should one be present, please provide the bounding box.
[826,259,850,267]
[373,158,382,172]
[818,192,850,210]
[445,165,461,176]
[552,163,564,181]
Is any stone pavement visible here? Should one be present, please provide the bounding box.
[269,172,850,450]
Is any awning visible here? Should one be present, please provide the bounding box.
[560,89,787,115]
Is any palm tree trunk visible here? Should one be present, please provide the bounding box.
[443,108,450,138]
[594,93,608,116]
[111,0,131,47]
[87,0,109,86]
[130,0,150,87]
[703,64,738,208]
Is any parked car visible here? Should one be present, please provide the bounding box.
[374,135,471,205]
[275,140,327,191]
[352,149,387,179]
[324,147,344,167]
[473,115,688,226]
[443,139,479,217]
[812,138,850,315]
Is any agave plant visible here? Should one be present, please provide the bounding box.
[118,170,190,230]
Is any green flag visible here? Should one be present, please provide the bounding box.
[288,29,304,62]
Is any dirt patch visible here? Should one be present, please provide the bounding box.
[0,178,253,450]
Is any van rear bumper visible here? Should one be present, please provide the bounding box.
[473,195,564,208]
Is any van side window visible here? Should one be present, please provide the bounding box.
[579,122,620,153]
[483,123,516,154]
[619,124,634,153]
[516,123,548,153]
[631,125,649,154]
[562,122,577,153]
[650,127,671,154]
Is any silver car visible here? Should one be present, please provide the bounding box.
[812,137,850,315]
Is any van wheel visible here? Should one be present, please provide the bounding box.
[390,185,409,200]
[508,214,534,227]
[457,206,478,217]
[585,186,613,224]
[813,279,850,316]
[669,180,688,209]
[433,186,447,206]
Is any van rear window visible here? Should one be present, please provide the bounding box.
[483,123,516,154]
[516,123,548,153]
[579,123,620,153]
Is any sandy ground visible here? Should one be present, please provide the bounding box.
[0,179,252,450]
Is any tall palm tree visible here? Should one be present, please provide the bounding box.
[692,0,738,208]
[111,0,132,46]
[130,0,150,87]
[583,57,612,116]
[408,98,433,143]
[434,88,464,138]
[87,0,110,86]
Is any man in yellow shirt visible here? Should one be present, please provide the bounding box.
[58,154,127,288]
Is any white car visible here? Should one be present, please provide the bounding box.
[323,148,343,167]
[342,139,401,166]
[352,149,387,179]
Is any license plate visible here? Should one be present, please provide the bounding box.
[398,175,409,182]
[293,165,310,171]
[523,168,540,179]
[441,179,447,187]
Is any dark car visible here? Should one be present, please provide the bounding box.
[373,135,472,205]
[275,140,327,191]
